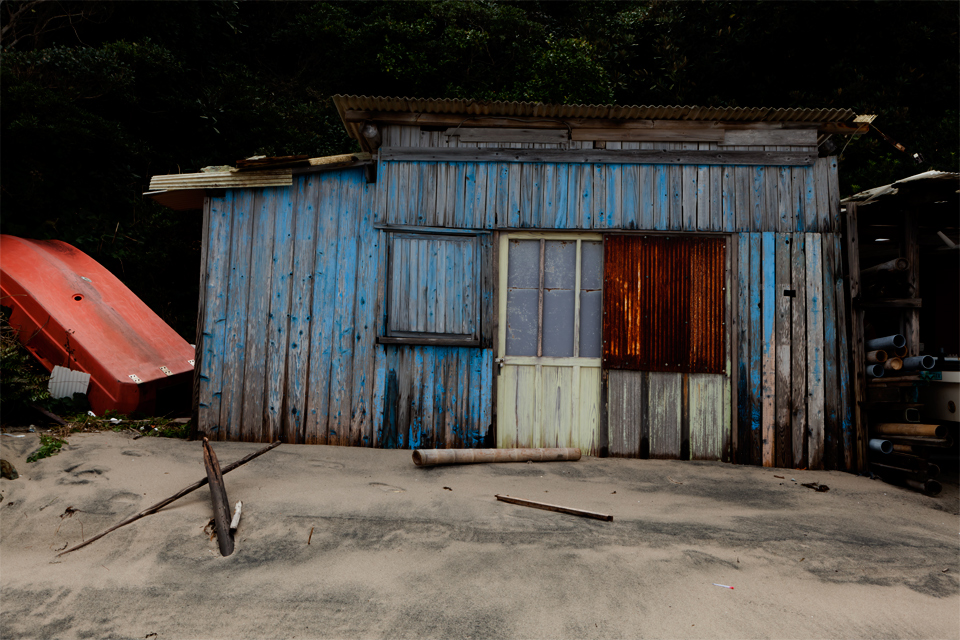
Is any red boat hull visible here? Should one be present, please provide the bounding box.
[1,235,195,416]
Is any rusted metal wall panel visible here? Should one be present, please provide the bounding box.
[376,155,835,233]
[602,235,725,373]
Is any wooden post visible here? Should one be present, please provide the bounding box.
[843,203,867,472]
[902,210,920,356]
[203,438,235,557]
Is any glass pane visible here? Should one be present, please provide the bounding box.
[579,290,603,357]
[506,289,539,356]
[543,290,575,357]
[580,241,604,291]
[544,240,576,289]
[507,240,540,289]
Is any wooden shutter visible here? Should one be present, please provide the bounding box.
[602,235,725,373]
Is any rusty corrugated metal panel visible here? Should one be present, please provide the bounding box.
[333,95,857,125]
[603,235,725,373]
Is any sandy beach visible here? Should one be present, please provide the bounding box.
[1,430,957,639]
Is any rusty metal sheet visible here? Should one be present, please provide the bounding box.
[602,235,725,373]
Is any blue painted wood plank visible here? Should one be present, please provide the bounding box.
[284,176,318,443]
[752,166,764,232]
[198,192,233,438]
[479,348,493,446]
[219,187,255,440]
[240,190,277,441]
[749,233,763,465]
[579,163,592,228]
[496,162,510,228]
[350,176,380,447]
[654,163,668,230]
[592,162,606,229]
[329,171,363,446]
[461,162,477,229]
[639,143,655,229]
[371,343,387,447]
[669,159,683,230]
[761,232,776,466]
[305,172,343,444]
[565,163,580,229]
[552,163,567,229]
[605,149,621,229]
[621,145,640,229]
[265,184,296,442]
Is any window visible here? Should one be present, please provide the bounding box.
[602,235,726,373]
[504,236,603,359]
[381,232,481,346]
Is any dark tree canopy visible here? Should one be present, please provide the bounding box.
[2,0,957,339]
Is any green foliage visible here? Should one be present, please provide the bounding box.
[0,0,957,347]
[27,435,66,463]
[0,313,50,413]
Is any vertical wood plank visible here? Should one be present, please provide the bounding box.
[689,374,724,460]
[669,151,683,230]
[827,158,840,233]
[219,188,255,440]
[192,198,211,436]
[592,162,606,229]
[735,163,750,231]
[604,150,620,228]
[736,233,751,463]
[721,161,735,232]
[265,185,296,443]
[760,232,776,466]
[240,191,277,441]
[283,176,318,444]
[778,165,793,233]
[821,231,840,470]
[622,143,640,229]
[791,166,805,233]
[815,158,830,233]
[805,233,825,469]
[903,210,920,355]
[654,162,669,230]
[305,173,343,444]
[833,235,854,471]
[639,143,655,229]
[696,143,710,230]
[775,233,792,468]
[790,234,808,468]
[682,142,698,230]
[844,203,866,472]
[648,372,682,458]
[351,178,380,447]
[198,192,233,438]
[752,166,765,232]
[749,233,762,465]
[803,165,817,232]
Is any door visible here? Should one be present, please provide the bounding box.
[496,232,603,454]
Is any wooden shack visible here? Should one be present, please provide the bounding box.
[149,96,874,469]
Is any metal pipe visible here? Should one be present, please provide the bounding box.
[878,435,953,448]
[900,355,936,371]
[882,357,903,371]
[866,350,888,363]
[871,423,947,438]
[866,364,885,378]
[860,257,909,276]
[865,334,906,351]
[868,438,893,454]
[412,447,581,467]
[891,444,917,454]
[903,407,920,423]
[905,478,942,496]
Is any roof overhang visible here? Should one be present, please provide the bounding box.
[333,95,871,153]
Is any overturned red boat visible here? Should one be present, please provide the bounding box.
[0,235,194,416]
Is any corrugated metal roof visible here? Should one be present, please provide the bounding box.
[333,95,857,124]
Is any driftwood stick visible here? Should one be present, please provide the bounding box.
[203,438,234,557]
[495,494,613,521]
[57,440,280,557]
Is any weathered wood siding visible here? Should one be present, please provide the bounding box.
[733,232,853,469]
[376,125,837,234]
[195,168,493,447]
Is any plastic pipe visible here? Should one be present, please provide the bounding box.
[866,350,888,364]
[901,355,936,371]
[412,447,581,467]
[866,364,885,378]
[866,335,906,351]
[868,438,893,454]
[882,357,904,371]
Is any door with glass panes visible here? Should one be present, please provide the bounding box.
[496,233,603,454]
